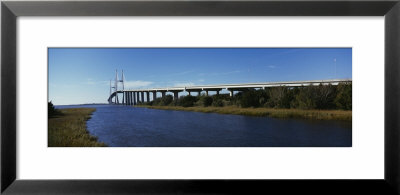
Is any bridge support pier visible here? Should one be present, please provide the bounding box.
[161,91,166,98]
[131,92,135,105]
[126,92,129,105]
[129,92,132,105]
[125,92,127,105]
[131,92,134,105]
[229,89,234,97]
[128,92,132,105]
[133,92,137,105]
[205,91,209,96]
[173,91,179,100]
[122,92,125,105]
[124,92,127,105]
[146,92,150,102]
[125,92,128,105]
[188,91,191,96]
[153,92,157,101]
[216,90,219,95]
[141,92,144,103]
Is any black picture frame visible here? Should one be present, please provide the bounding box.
[2,0,400,194]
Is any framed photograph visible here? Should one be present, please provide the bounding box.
[48,47,352,147]
[2,0,400,194]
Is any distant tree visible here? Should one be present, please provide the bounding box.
[211,94,232,107]
[179,95,198,107]
[203,96,213,107]
[291,84,345,110]
[161,95,173,106]
[231,92,243,106]
[335,83,352,110]
[240,90,260,108]
[152,95,173,106]
[292,86,317,109]
[258,89,270,106]
[314,84,337,109]
[280,88,295,109]
[212,98,224,107]
[48,101,61,118]
[265,87,292,108]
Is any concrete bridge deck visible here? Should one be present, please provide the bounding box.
[108,79,351,105]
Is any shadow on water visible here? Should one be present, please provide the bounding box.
[56,104,352,147]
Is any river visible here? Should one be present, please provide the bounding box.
[56,104,352,147]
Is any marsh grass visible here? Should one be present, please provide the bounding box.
[138,105,352,121]
[48,108,107,147]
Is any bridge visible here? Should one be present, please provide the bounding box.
[107,70,351,105]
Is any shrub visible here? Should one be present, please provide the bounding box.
[212,99,224,107]
[153,95,173,106]
[203,96,213,107]
[179,95,198,107]
[222,100,232,106]
[240,90,260,108]
[212,94,228,107]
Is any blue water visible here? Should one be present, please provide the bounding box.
[56,104,352,147]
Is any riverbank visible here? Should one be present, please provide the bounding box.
[48,108,107,147]
[137,105,352,121]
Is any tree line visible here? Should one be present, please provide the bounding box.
[139,83,351,110]
[48,101,63,118]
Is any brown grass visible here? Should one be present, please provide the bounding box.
[137,105,352,121]
[48,108,107,147]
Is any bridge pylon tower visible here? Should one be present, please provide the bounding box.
[112,69,125,104]
[121,70,125,104]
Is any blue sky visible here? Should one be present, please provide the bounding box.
[48,48,352,105]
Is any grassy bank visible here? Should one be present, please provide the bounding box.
[137,105,352,121]
[48,108,106,147]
